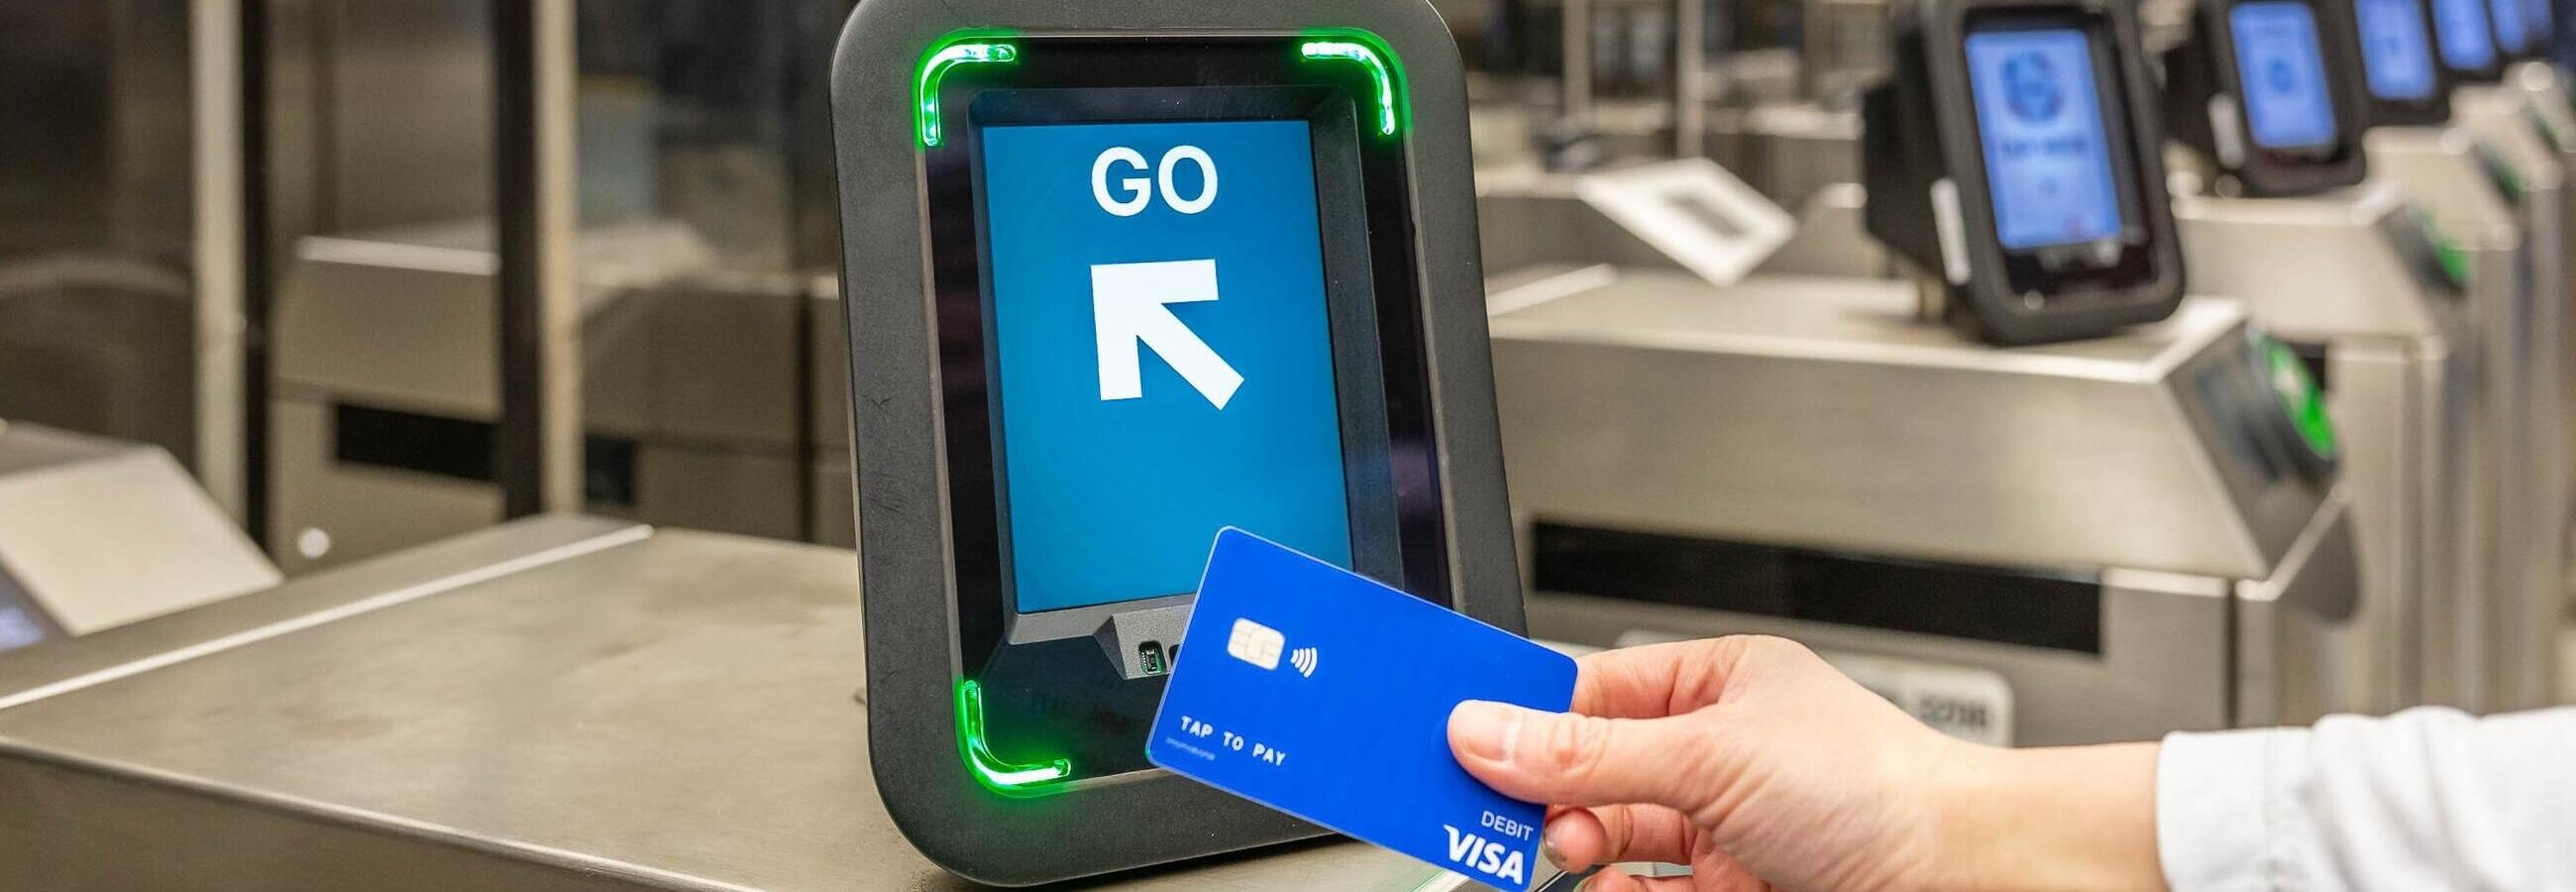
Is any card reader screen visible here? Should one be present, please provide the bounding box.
[2357,0,2441,100]
[2488,0,2532,53]
[1966,28,2127,250]
[978,119,1356,613]
[2434,0,2501,69]
[2232,2,2341,150]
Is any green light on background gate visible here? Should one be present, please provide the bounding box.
[2258,336,2339,460]
[914,36,1018,148]
[1299,31,1407,139]
[956,678,1072,795]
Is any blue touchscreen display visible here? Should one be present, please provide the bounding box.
[1967,28,2127,250]
[979,119,1355,613]
[2357,0,2441,100]
[2434,0,2502,68]
[2232,2,2341,149]
[2491,0,2534,53]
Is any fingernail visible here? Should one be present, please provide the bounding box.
[1450,700,1524,763]
[1541,824,1573,871]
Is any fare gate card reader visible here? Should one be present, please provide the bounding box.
[827,0,1524,885]
[1859,0,2339,469]
[2430,0,2509,82]
[1863,0,2188,345]
[2166,0,2375,196]
[2348,0,2460,126]
[2482,0,2543,61]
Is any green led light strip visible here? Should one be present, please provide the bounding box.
[2259,336,2339,460]
[1299,30,1408,138]
[955,679,1073,795]
[2473,140,2526,200]
[914,34,1019,148]
[2420,218,2470,289]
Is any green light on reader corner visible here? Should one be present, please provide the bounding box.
[914,36,1018,149]
[1300,31,1406,139]
[956,679,1073,795]
[2259,336,2339,461]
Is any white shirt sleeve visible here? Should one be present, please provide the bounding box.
[2155,706,2576,891]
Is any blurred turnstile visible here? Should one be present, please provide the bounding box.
[2174,181,2478,715]
[1488,274,2364,744]
[268,221,852,575]
[2370,104,2568,712]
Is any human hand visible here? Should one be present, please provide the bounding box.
[1446,636,2161,892]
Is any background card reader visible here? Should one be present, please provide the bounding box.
[1862,0,2188,345]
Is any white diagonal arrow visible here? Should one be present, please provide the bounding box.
[1092,259,1243,409]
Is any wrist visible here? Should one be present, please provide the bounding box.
[1923,741,2167,892]
[1915,740,2015,892]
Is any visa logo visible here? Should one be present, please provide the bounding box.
[1442,825,1528,886]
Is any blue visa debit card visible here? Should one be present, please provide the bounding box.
[1147,528,1576,890]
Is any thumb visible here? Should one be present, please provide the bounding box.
[1448,700,1731,813]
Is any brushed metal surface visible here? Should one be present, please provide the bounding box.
[0,1,206,472]
[0,515,644,707]
[2379,100,2570,712]
[2234,489,2368,725]
[2470,73,2576,711]
[0,527,1440,890]
[2365,126,2516,710]
[807,273,849,454]
[1699,102,1861,210]
[1524,494,2362,743]
[1755,182,1890,279]
[273,220,715,418]
[1491,273,2318,580]
[2325,345,2450,712]
[2173,182,2447,341]
[268,399,498,575]
[189,0,250,519]
[269,222,847,570]
[2499,70,2576,628]
[1524,562,2236,745]
[625,444,802,542]
[1478,166,1692,276]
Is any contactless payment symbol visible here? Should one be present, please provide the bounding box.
[2004,52,2064,122]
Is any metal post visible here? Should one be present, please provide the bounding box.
[192,0,249,524]
[1563,0,1595,126]
[1671,0,1707,158]
[1799,0,1828,100]
[493,0,584,518]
